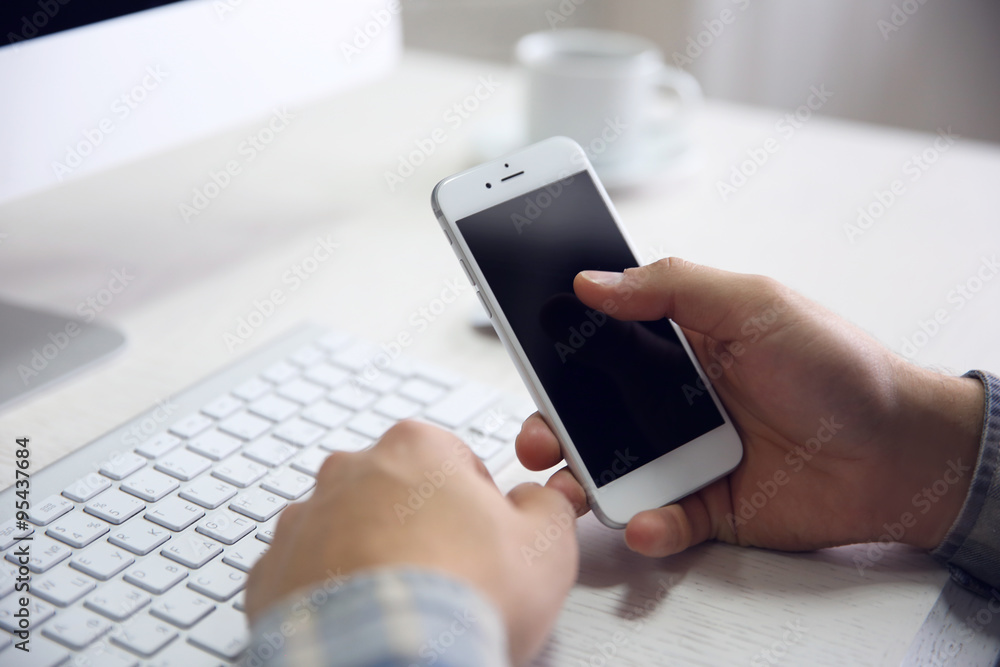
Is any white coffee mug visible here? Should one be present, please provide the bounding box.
[515,29,701,169]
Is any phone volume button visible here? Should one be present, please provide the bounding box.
[475,291,493,319]
[442,227,454,245]
[459,259,476,286]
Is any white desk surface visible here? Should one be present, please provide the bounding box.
[1,51,999,665]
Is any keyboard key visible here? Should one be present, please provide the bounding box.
[187,430,243,461]
[262,469,315,500]
[201,394,243,420]
[187,605,248,659]
[230,489,286,522]
[219,412,271,440]
[27,494,74,526]
[62,473,112,502]
[233,591,246,611]
[71,542,134,580]
[144,640,219,667]
[85,489,145,524]
[42,606,111,649]
[373,394,422,420]
[151,586,216,628]
[353,371,402,395]
[319,428,372,453]
[256,520,277,544]
[272,418,326,447]
[156,449,213,481]
[277,378,326,404]
[112,613,178,657]
[33,566,96,606]
[146,498,205,532]
[316,330,352,352]
[248,394,299,422]
[330,341,378,372]
[289,344,325,367]
[300,401,353,429]
[0,519,32,550]
[85,580,150,621]
[262,360,299,384]
[414,361,463,388]
[243,436,297,467]
[124,556,187,594]
[303,363,350,388]
[109,519,171,555]
[169,413,213,439]
[6,535,71,572]
[291,447,331,476]
[0,595,54,632]
[99,451,147,481]
[465,431,503,461]
[75,645,138,667]
[162,535,223,569]
[397,377,448,404]
[46,512,109,548]
[424,383,499,429]
[232,377,270,402]
[212,456,267,488]
[0,565,14,597]
[196,511,255,545]
[345,411,396,440]
[135,432,183,459]
[222,538,268,572]
[3,636,67,667]
[328,384,378,410]
[121,468,180,502]
[187,561,247,601]
[179,477,238,509]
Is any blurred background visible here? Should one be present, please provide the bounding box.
[404,0,1000,143]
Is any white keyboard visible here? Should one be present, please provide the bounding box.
[0,325,533,666]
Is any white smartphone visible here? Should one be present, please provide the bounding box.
[431,137,742,528]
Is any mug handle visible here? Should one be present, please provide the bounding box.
[657,66,702,108]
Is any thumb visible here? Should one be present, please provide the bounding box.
[574,257,789,342]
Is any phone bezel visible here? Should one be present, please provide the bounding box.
[431,136,742,528]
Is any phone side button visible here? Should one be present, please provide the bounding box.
[475,291,493,319]
[459,259,476,286]
[442,227,454,245]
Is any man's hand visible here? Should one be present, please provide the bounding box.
[517,258,984,557]
[246,420,578,665]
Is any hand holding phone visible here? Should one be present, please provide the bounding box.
[517,258,985,560]
[432,137,742,527]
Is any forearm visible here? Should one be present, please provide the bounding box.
[247,568,510,667]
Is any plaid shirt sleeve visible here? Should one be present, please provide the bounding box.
[931,370,1000,598]
[246,567,510,667]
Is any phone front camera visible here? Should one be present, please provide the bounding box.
[486,183,492,189]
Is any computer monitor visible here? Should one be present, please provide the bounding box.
[0,0,402,408]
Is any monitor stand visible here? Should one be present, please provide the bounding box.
[0,301,126,411]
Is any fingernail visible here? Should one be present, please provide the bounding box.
[580,270,623,286]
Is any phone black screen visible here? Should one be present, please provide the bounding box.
[457,170,724,486]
